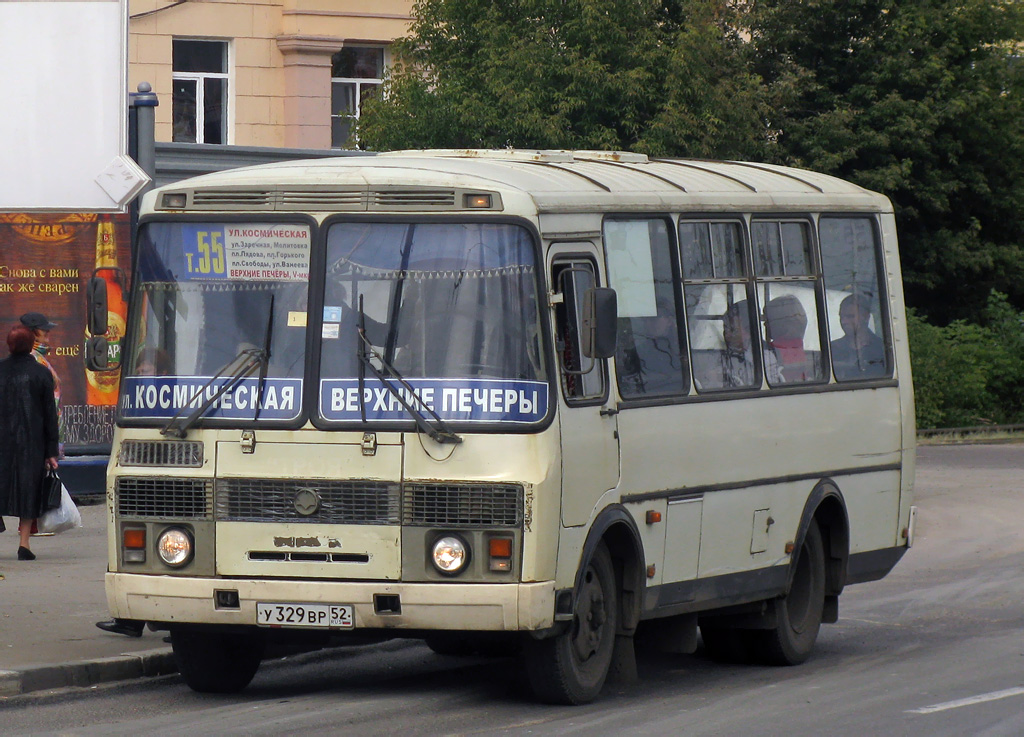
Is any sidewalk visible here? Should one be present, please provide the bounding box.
[0,503,176,697]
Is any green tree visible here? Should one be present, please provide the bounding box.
[358,0,770,157]
[750,0,1024,323]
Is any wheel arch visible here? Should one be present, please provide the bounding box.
[573,504,645,635]
[793,479,850,598]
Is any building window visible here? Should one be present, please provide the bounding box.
[331,47,384,148]
[173,39,228,144]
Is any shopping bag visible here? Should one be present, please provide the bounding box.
[37,485,83,534]
[42,468,62,511]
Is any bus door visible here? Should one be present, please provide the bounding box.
[550,250,620,527]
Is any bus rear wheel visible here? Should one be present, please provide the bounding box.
[171,629,265,693]
[522,542,618,705]
[748,519,826,665]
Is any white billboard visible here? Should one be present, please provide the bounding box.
[0,0,149,211]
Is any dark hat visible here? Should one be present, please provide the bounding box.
[20,312,58,331]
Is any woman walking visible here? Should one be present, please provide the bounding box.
[0,324,59,560]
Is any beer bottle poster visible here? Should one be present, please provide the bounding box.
[0,213,132,449]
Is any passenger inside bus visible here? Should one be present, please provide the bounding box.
[763,294,821,383]
[831,294,886,380]
[692,300,783,390]
[132,347,170,376]
[723,300,783,387]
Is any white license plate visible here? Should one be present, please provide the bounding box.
[256,602,354,629]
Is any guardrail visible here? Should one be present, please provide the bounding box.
[918,423,1024,439]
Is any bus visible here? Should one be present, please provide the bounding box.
[89,149,916,704]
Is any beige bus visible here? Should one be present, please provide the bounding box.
[94,149,916,704]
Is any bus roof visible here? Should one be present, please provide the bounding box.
[142,149,893,215]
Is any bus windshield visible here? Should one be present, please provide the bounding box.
[120,219,549,428]
[121,221,312,424]
[317,221,548,426]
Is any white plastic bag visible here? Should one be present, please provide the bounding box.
[38,485,83,534]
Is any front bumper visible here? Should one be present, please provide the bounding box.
[106,573,556,632]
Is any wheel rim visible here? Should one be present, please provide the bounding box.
[572,564,608,663]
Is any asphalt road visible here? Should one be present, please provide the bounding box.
[3,443,1024,736]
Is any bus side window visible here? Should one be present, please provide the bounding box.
[604,218,688,399]
[552,260,606,401]
[819,217,891,381]
[753,220,827,385]
[679,220,761,391]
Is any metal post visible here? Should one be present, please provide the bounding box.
[129,82,159,192]
[127,82,158,265]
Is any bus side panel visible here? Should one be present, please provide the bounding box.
[615,386,902,589]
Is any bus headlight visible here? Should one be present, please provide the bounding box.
[431,535,469,575]
[156,527,194,568]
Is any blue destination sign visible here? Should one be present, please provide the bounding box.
[319,378,548,424]
[120,376,303,421]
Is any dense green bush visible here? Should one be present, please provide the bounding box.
[908,292,1024,429]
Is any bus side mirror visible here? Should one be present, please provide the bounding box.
[87,276,108,335]
[85,336,110,371]
[582,287,617,359]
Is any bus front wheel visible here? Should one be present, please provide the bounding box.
[748,519,826,665]
[523,542,618,705]
[171,629,265,693]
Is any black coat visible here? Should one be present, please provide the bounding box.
[0,354,59,519]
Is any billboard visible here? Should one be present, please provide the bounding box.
[0,0,148,210]
[0,213,132,449]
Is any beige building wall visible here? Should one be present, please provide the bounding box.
[128,0,412,148]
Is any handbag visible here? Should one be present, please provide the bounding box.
[38,484,83,534]
[41,468,62,511]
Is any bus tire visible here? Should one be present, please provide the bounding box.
[522,542,618,705]
[749,519,826,666]
[171,629,265,693]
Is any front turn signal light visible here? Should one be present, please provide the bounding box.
[488,537,513,572]
[123,527,146,563]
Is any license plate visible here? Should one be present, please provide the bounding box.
[256,602,354,629]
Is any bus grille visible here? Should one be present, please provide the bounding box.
[116,477,212,518]
[403,483,523,527]
[118,440,204,468]
[216,479,400,525]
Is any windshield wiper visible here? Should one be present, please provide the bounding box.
[160,348,266,439]
[356,300,462,445]
[161,295,276,439]
[251,294,275,423]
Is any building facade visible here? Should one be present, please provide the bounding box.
[128,0,413,149]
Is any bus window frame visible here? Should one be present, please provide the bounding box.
[308,213,558,436]
[601,213,690,406]
[677,214,762,395]
[817,213,895,383]
[751,213,832,386]
[117,212,320,433]
[550,253,610,407]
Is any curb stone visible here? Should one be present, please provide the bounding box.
[0,648,176,697]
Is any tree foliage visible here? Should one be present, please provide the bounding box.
[359,0,1024,327]
[358,0,768,157]
[909,291,1024,429]
[749,0,1024,323]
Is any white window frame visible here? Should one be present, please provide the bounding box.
[331,46,387,149]
[172,38,231,145]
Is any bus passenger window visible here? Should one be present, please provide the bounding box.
[680,220,766,391]
[819,217,891,381]
[753,220,826,385]
[604,218,687,399]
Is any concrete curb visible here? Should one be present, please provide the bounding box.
[0,648,177,697]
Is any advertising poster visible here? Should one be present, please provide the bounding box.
[0,213,132,449]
